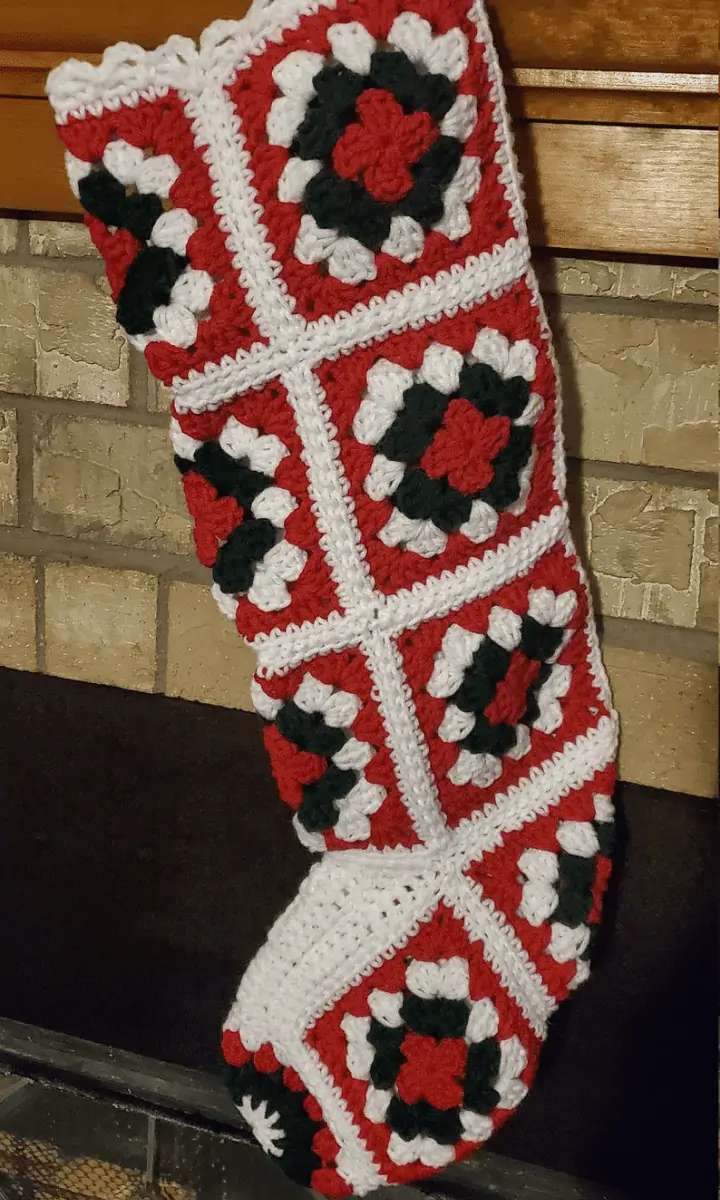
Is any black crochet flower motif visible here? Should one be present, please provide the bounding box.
[355,335,541,558]
[380,363,533,531]
[268,19,479,282]
[292,55,462,251]
[343,957,528,1162]
[71,143,212,348]
[227,1060,323,1186]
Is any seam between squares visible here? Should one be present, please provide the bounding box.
[280,363,449,849]
[471,0,528,250]
[443,870,553,1036]
[183,82,304,346]
[280,363,375,613]
[451,715,618,870]
[252,507,567,676]
[170,237,529,413]
[327,714,617,873]
[362,625,451,850]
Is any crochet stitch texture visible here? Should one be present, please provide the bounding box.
[48,0,619,1193]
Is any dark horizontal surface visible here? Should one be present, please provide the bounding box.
[1,666,717,1199]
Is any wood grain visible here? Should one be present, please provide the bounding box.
[508,89,718,128]
[0,0,716,72]
[1,98,715,257]
[519,123,717,257]
[3,54,717,128]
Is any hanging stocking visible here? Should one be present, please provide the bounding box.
[48,2,618,1194]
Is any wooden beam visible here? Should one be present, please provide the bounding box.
[2,53,717,128]
[0,0,716,72]
[0,97,715,257]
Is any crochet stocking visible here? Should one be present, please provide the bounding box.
[48,1,618,1194]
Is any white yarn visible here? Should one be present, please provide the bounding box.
[406,956,470,1001]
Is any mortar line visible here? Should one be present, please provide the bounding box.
[0,392,169,429]
[0,525,210,582]
[34,557,47,674]
[14,403,35,529]
[154,573,172,695]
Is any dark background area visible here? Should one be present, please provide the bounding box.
[1,665,717,1199]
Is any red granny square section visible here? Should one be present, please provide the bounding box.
[466,760,616,1004]
[57,93,263,386]
[172,382,340,641]
[257,647,422,851]
[397,543,611,829]
[305,904,540,1186]
[227,0,515,322]
[314,281,559,596]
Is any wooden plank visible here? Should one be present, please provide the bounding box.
[509,88,718,128]
[0,0,715,72]
[519,124,717,257]
[1,99,715,256]
[3,62,717,128]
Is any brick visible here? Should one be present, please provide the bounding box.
[0,265,129,406]
[557,309,717,472]
[570,473,717,631]
[0,409,18,526]
[166,582,254,709]
[605,644,717,798]
[28,220,98,258]
[0,219,19,254]
[32,413,192,554]
[0,554,36,671]
[538,256,718,306]
[696,517,718,635]
[44,564,157,692]
[146,375,172,412]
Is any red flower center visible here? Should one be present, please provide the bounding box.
[484,651,542,727]
[332,90,438,204]
[420,397,511,494]
[395,1033,468,1110]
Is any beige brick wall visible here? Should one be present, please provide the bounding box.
[0,217,717,797]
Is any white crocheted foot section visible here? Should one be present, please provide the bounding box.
[47,0,618,1193]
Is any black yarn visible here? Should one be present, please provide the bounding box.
[459,362,531,421]
[454,641,511,715]
[298,764,356,833]
[226,1063,322,1186]
[462,711,518,757]
[368,1019,406,1091]
[293,64,365,160]
[478,426,533,510]
[78,168,164,242]
[464,1039,502,1114]
[554,853,596,928]
[276,701,346,758]
[368,50,456,122]
[392,469,473,531]
[401,995,469,1040]
[378,383,448,464]
[520,662,553,727]
[190,441,271,509]
[397,136,464,229]
[304,169,392,246]
[116,246,188,336]
[595,818,615,859]
[519,615,564,664]
[387,1097,464,1145]
[212,517,277,596]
